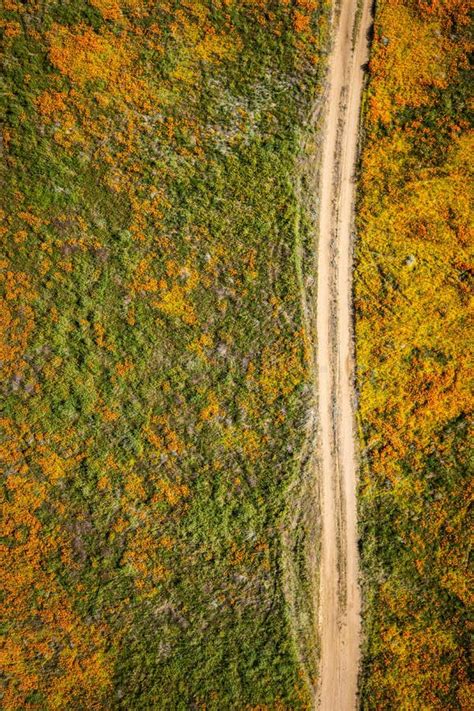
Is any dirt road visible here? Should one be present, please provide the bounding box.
[316,0,372,708]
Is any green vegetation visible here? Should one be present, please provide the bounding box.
[1,0,328,708]
[356,0,473,707]
[4,0,470,706]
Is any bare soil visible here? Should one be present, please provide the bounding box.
[315,0,372,708]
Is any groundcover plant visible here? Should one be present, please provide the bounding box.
[356,0,472,707]
[1,1,328,708]
[1,0,471,709]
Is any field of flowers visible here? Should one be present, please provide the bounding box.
[2,0,470,707]
[356,0,472,707]
[1,0,328,708]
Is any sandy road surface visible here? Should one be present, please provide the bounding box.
[316,0,372,709]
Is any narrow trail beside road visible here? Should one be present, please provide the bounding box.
[316,0,372,709]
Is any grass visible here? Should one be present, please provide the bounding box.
[1,1,330,708]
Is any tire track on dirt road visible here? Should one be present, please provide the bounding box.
[316,0,372,708]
